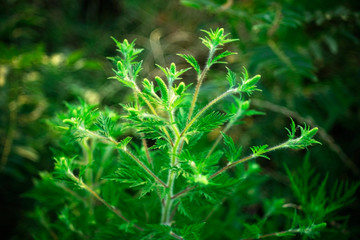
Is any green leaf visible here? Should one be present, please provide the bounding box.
[238,67,262,95]
[250,144,270,160]
[200,28,238,51]
[179,222,205,240]
[221,132,242,163]
[117,136,132,149]
[285,120,321,149]
[174,82,185,95]
[155,76,169,105]
[243,223,262,238]
[177,198,193,220]
[191,111,231,133]
[177,54,201,75]
[95,112,114,137]
[156,63,190,84]
[225,67,237,89]
[209,50,236,66]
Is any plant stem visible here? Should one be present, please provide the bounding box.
[172,142,288,200]
[142,138,153,165]
[209,143,287,180]
[252,98,358,175]
[125,150,168,188]
[79,128,167,188]
[81,138,95,216]
[134,85,174,146]
[81,139,93,184]
[67,171,144,231]
[162,137,182,225]
[181,89,236,137]
[171,186,195,200]
[241,229,301,240]
[187,48,215,122]
[205,105,244,159]
[134,87,153,165]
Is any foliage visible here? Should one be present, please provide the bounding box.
[23,28,358,240]
[1,1,359,239]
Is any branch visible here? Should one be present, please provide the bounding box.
[79,128,168,188]
[67,171,144,231]
[252,99,358,175]
[124,150,168,188]
[172,142,288,200]
[209,143,286,180]
[205,103,244,159]
[181,89,236,137]
[241,229,300,240]
[187,48,215,122]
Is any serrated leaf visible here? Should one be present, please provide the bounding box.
[250,144,270,160]
[209,50,236,66]
[180,223,205,240]
[177,54,201,75]
[191,111,231,133]
[174,82,185,95]
[225,67,237,89]
[243,223,262,238]
[221,132,242,163]
[95,112,114,137]
[117,136,132,149]
[155,76,169,105]
[238,72,262,95]
[177,198,193,220]
[285,120,321,149]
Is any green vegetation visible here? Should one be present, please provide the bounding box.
[25,29,355,239]
[1,1,359,239]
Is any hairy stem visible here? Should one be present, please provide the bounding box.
[241,228,301,240]
[252,98,358,175]
[187,48,215,122]
[134,85,174,146]
[172,142,288,200]
[181,89,236,137]
[142,138,153,165]
[134,88,153,165]
[125,150,168,188]
[79,128,167,188]
[162,137,182,225]
[205,105,244,159]
[67,171,144,231]
[209,143,286,180]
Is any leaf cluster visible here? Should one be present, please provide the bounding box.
[27,28,355,240]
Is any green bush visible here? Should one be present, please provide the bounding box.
[26,28,358,240]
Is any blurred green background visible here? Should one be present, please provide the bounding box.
[1,0,359,239]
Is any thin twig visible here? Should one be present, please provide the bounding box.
[172,143,287,200]
[252,99,359,175]
[80,129,168,188]
[181,89,236,137]
[125,150,168,188]
[67,172,144,231]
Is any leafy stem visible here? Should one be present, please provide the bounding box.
[77,127,168,188]
[162,136,182,225]
[205,101,245,159]
[187,54,213,122]
[134,84,174,146]
[209,143,287,180]
[181,89,237,137]
[125,150,168,188]
[172,122,319,199]
[66,169,144,231]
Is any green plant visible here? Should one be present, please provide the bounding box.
[27,28,357,240]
